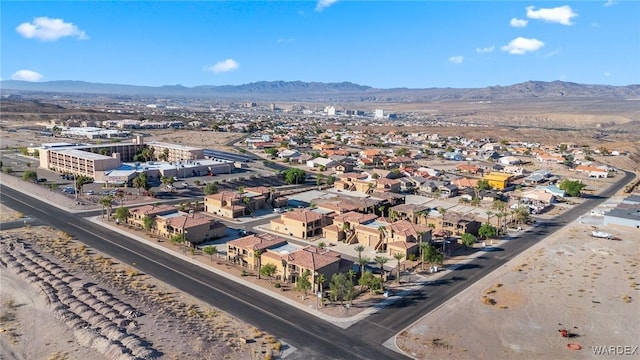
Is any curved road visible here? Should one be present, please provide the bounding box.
[0,170,634,359]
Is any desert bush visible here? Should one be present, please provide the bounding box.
[482,296,496,305]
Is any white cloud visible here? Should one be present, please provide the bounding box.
[604,71,611,76]
[16,17,87,41]
[510,18,528,27]
[11,69,44,82]
[604,0,617,6]
[526,5,577,26]
[501,37,544,55]
[316,0,339,11]
[448,56,464,64]
[277,38,295,43]
[206,59,239,73]
[476,46,495,54]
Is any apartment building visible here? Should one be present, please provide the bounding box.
[128,204,177,229]
[323,211,378,242]
[261,245,350,285]
[226,233,288,270]
[204,190,267,219]
[155,212,227,245]
[270,208,333,239]
[146,141,204,162]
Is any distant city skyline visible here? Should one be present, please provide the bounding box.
[2,1,638,89]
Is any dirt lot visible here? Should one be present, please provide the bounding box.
[0,226,285,360]
[395,213,640,359]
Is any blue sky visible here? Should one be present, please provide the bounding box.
[2,1,638,88]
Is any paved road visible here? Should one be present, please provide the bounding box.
[0,170,634,359]
[0,184,405,360]
[350,170,636,346]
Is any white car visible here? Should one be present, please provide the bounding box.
[182,182,189,187]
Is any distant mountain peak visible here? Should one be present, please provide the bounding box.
[1,79,638,101]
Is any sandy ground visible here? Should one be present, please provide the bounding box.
[395,205,640,359]
[1,175,286,360]
[0,227,285,360]
[0,128,245,154]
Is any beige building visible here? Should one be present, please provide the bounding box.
[270,208,333,239]
[385,220,431,260]
[128,204,177,229]
[226,233,288,270]
[155,212,227,245]
[323,211,378,243]
[146,141,204,162]
[261,245,351,285]
[204,190,267,219]
[41,148,122,178]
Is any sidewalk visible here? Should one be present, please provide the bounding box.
[2,172,508,329]
[90,215,504,329]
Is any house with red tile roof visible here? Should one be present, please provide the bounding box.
[270,208,333,239]
[155,212,227,245]
[226,233,288,270]
[128,204,177,229]
[261,245,353,286]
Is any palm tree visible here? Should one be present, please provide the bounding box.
[317,273,326,299]
[377,225,387,251]
[357,256,369,280]
[133,173,148,195]
[243,196,253,216]
[437,207,447,230]
[486,210,494,226]
[393,253,404,283]
[354,244,365,263]
[254,249,264,279]
[419,242,431,271]
[99,195,114,220]
[374,255,389,281]
[116,191,124,207]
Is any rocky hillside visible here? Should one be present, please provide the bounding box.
[2,80,639,102]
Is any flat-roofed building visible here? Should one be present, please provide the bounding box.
[483,172,513,190]
[146,141,204,162]
[41,148,122,178]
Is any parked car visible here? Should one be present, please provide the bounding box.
[182,182,189,187]
[36,178,47,183]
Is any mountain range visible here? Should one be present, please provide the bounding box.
[2,79,639,102]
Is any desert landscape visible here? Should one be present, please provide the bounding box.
[1,91,638,360]
[395,207,639,359]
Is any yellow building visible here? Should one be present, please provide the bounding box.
[483,172,513,190]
